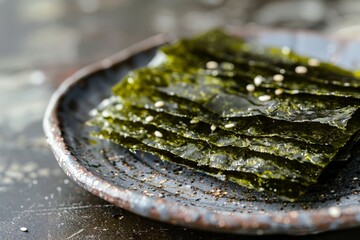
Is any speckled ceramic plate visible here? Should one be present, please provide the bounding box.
[44,27,360,235]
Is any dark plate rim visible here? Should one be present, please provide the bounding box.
[43,27,360,235]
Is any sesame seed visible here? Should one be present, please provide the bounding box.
[273,74,284,82]
[246,84,255,92]
[190,119,199,124]
[291,90,300,94]
[101,110,110,117]
[210,125,217,131]
[295,66,308,74]
[154,131,163,138]
[281,46,291,55]
[258,95,271,102]
[254,75,264,86]
[224,123,236,128]
[275,88,284,95]
[20,227,28,232]
[115,104,123,111]
[279,69,286,74]
[308,58,320,67]
[328,206,341,218]
[89,109,98,116]
[145,116,154,122]
[127,77,134,84]
[248,60,256,66]
[211,70,219,76]
[220,62,234,70]
[154,101,165,108]
[206,61,218,69]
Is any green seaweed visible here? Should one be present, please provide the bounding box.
[89,29,360,200]
[94,130,310,200]
[161,29,360,88]
[90,96,338,167]
[112,73,360,148]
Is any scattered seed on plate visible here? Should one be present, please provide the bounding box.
[206,61,218,69]
[273,74,284,82]
[154,131,163,138]
[145,116,154,122]
[328,206,341,218]
[258,95,271,102]
[224,123,236,128]
[254,75,264,86]
[308,58,320,67]
[20,227,28,232]
[275,88,284,95]
[246,84,255,92]
[154,101,165,108]
[295,66,308,74]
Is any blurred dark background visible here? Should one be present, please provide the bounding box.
[1,0,360,239]
[1,0,360,72]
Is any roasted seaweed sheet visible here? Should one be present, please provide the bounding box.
[89,29,360,201]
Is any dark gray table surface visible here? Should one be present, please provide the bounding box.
[2,0,360,239]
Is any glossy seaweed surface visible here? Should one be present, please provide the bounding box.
[51,30,360,234]
[89,30,360,201]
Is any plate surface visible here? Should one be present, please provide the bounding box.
[44,28,360,235]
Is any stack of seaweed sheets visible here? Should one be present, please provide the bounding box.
[89,29,360,201]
